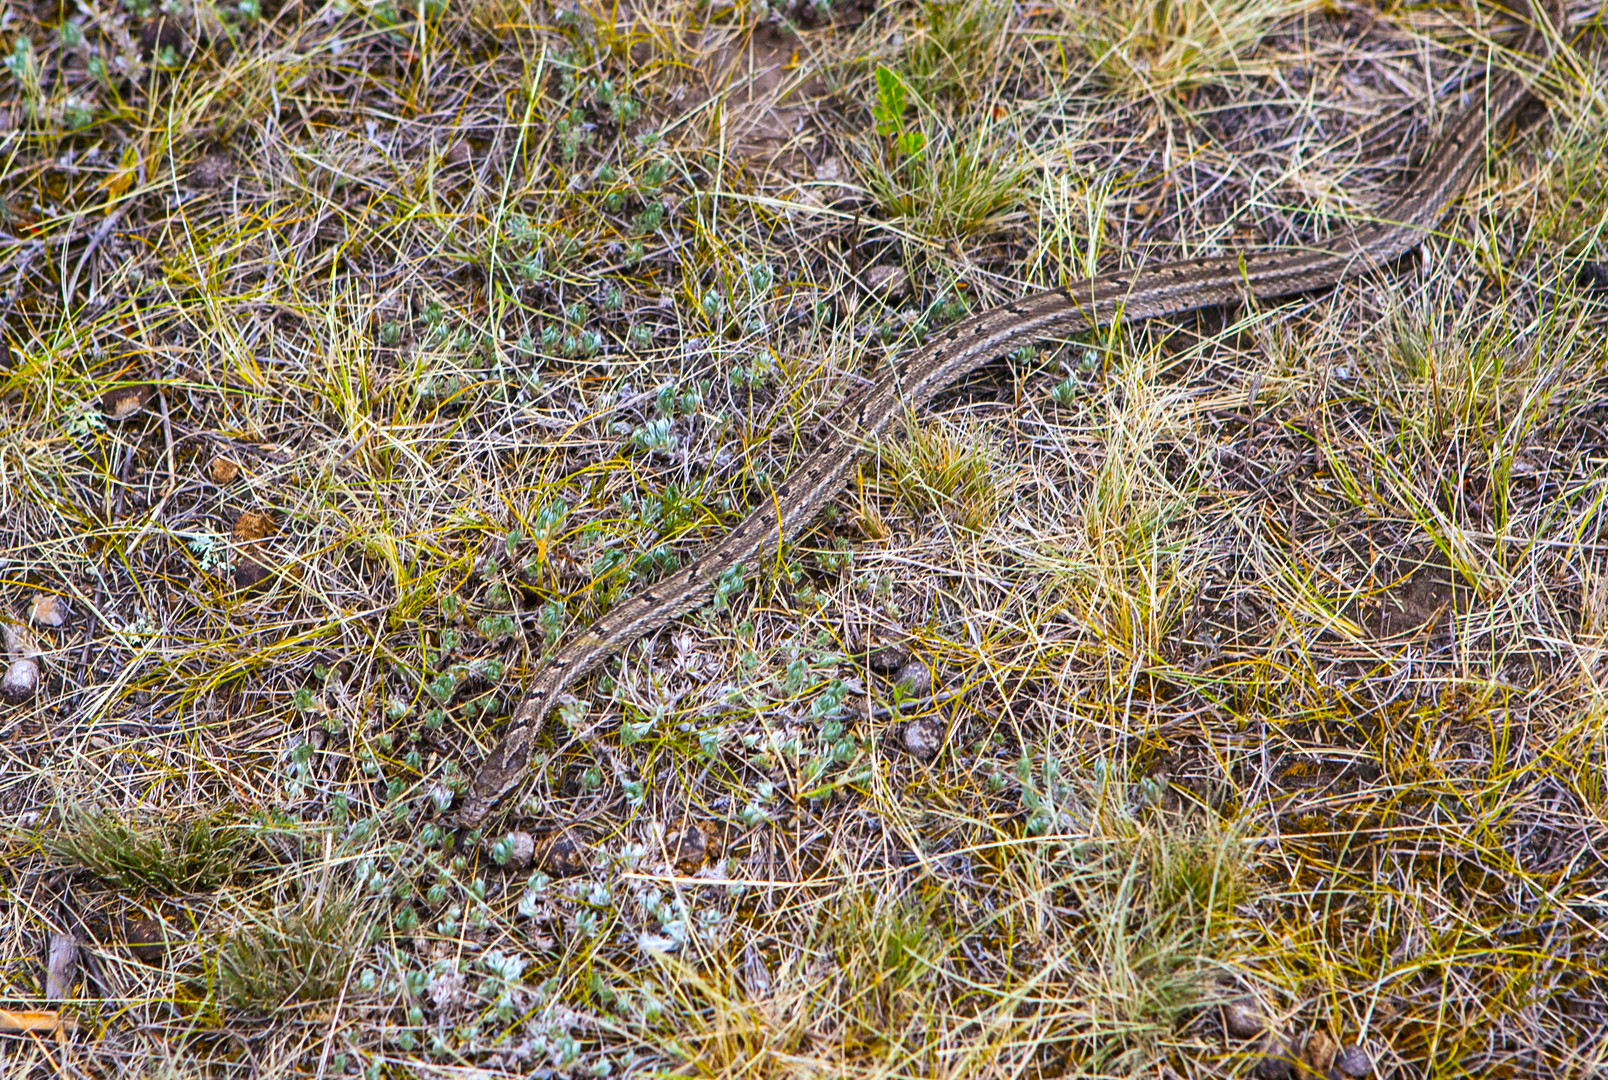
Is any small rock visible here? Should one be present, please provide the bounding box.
[1335,1043,1372,1078]
[1222,1001,1266,1039]
[189,152,234,188]
[892,660,932,698]
[29,594,67,628]
[100,384,152,421]
[865,636,909,673]
[902,715,945,759]
[1255,1034,1294,1080]
[209,456,240,484]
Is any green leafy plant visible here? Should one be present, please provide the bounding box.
[872,66,927,159]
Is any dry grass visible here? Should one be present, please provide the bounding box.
[1,0,1606,1075]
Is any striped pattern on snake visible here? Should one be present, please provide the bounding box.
[456,0,1562,829]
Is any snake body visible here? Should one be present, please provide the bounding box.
[457,2,1557,828]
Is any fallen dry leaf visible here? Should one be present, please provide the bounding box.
[0,1008,75,1033]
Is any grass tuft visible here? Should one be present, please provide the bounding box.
[218,889,371,1013]
[47,808,254,894]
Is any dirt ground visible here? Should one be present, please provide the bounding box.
[1,0,1606,1075]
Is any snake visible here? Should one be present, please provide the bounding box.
[456,0,1561,829]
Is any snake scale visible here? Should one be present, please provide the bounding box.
[456,0,1560,829]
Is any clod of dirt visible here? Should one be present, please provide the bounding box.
[902,715,945,759]
[123,916,172,963]
[29,594,68,628]
[1222,1001,1266,1039]
[1335,1043,1373,1078]
[1300,1027,1339,1076]
[893,660,932,697]
[232,510,274,543]
[209,456,240,484]
[189,152,235,189]
[100,384,153,421]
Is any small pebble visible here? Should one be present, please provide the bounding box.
[1336,1043,1373,1078]
[1222,1001,1265,1039]
[893,660,932,698]
[1,657,38,703]
[902,715,945,759]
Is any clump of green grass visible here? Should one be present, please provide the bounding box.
[900,0,1010,102]
[1075,0,1306,99]
[219,889,371,1012]
[880,414,999,531]
[857,64,1028,240]
[48,808,254,893]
